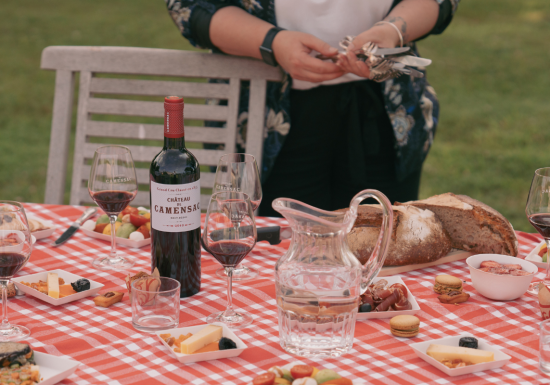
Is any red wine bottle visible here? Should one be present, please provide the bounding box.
[150,96,201,298]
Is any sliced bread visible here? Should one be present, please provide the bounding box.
[398,193,518,256]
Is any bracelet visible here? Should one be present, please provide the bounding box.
[374,21,403,48]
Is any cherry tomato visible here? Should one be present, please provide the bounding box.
[130,214,149,228]
[121,206,139,216]
[290,365,313,379]
[136,224,150,239]
[252,372,276,385]
[94,223,108,233]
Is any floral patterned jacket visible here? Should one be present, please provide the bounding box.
[165,0,460,183]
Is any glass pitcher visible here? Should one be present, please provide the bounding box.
[273,189,393,358]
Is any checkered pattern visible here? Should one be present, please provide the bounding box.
[15,204,550,384]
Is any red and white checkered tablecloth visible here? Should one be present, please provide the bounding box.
[12,203,550,385]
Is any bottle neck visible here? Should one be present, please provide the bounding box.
[164,136,185,150]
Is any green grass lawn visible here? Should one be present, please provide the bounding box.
[1,0,548,231]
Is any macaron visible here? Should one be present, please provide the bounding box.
[433,274,462,294]
[389,315,420,338]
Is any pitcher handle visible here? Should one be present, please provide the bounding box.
[348,189,394,293]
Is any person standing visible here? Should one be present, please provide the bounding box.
[165,0,459,216]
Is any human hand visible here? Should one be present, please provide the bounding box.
[336,24,401,78]
[272,31,344,82]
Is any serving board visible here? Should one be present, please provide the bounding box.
[377,249,472,277]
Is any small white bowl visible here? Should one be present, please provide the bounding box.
[410,333,511,376]
[155,323,247,364]
[356,276,420,319]
[0,230,27,253]
[466,254,537,301]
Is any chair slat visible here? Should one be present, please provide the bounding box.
[80,165,216,187]
[42,46,283,81]
[89,77,230,99]
[86,121,227,144]
[83,143,224,166]
[87,98,228,121]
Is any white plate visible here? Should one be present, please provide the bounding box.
[12,269,104,306]
[34,351,80,385]
[27,215,58,240]
[81,227,150,248]
[410,334,511,376]
[526,240,547,269]
[155,323,247,364]
[356,276,420,320]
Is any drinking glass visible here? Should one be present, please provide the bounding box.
[526,167,550,295]
[131,277,180,332]
[0,201,32,341]
[202,192,256,328]
[88,145,138,270]
[214,154,262,281]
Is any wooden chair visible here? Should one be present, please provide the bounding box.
[40,46,282,208]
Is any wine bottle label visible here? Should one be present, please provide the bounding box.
[150,180,201,232]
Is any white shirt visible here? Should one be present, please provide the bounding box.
[275,0,393,90]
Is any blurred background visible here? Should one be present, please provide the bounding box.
[0,0,548,231]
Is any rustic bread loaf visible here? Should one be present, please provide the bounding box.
[344,204,452,266]
[398,193,518,256]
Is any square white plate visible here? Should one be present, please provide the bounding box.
[525,240,547,269]
[155,323,247,364]
[35,351,80,385]
[357,276,420,320]
[81,227,149,248]
[28,215,58,240]
[410,334,511,376]
[12,269,104,306]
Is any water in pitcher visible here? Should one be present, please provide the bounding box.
[276,264,362,358]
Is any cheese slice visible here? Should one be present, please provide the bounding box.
[47,272,60,299]
[180,325,223,354]
[426,344,494,364]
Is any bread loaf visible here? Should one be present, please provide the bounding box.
[398,193,518,256]
[345,204,452,266]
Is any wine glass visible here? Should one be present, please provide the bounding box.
[202,191,256,328]
[213,154,262,281]
[0,201,32,341]
[88,145,138,270]
[526,167,550,295]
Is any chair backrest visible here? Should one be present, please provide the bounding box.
[40,46,282,208]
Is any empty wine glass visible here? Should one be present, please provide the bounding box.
[213,154,262,281]
[88,145,138,270]
[526,167,550,295]
[202,192,256,328]
[0,201,32,341]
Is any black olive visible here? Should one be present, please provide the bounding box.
[71,278,91,292]
[359,303,372,313]
[218,337,237,350]
[459,337,478,349]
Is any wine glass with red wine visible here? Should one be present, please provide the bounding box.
[213,154,262,281]
[88,145,138,270]
[202,191,256,328]
[526,167,550,295]
[0,201,32,341]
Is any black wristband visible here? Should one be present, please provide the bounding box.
[260,27,285,67]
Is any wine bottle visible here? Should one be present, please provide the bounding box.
[150,96,201,297]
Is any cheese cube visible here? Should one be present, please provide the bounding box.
[47,272,60,299]
[426,344,494,364]
[180,325,222,354]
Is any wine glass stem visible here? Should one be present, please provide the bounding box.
[223,267,236,318]
[545,239,550,283]
[109,215,120,262]
[0,280,11,331]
